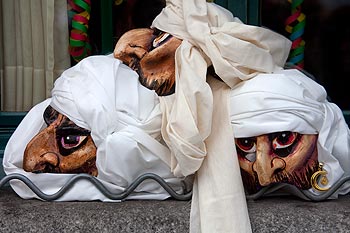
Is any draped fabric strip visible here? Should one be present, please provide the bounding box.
[152,0,292,232]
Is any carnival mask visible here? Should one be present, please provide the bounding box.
[23,105,98,176]
[22,28,183,176]
[235,131,321,194]
[114,28,182,96]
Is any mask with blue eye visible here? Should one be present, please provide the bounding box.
[23,105,98,176]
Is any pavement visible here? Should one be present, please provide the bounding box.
[1,186,350,233]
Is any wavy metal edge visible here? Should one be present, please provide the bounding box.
[2,173,350,202]
[0,173,192,201]
[246,175,350,201]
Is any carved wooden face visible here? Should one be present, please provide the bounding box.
[235,132,319,194]
[23,105,98,176]
[114,28,182,96]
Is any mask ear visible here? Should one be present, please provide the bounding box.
[43,105,59,126]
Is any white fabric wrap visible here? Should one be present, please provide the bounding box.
[152,0,291,232]
[3,55,185,201]
[230,69,350,197]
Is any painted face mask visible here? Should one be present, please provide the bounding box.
[230,68,350,197]
[11,53,182,201]
[235,132,319,194]
[114,28,182,96]
[21,28,183,178]
[23,105,98,176]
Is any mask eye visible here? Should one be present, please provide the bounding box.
[271,131,299,158]
[60,135,87,149]
[235,137,257,162]
[152,32,172,48]
[272,132,298,150]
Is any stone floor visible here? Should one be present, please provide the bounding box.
[1,186,350,233]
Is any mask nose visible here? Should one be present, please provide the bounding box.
[23,122,60,173]
[33,152,59,173]
[252,136,286,186]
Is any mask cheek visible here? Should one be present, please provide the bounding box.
[138,38,181,95]
[140,51,175,83]
[237,153,255,177]
[58,136,97,175]
[281,135,318,172]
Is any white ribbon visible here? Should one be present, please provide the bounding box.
[151,0,292,232]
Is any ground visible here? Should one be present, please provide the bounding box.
[1,187,350,232]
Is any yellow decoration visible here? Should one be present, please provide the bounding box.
[311,162,330,192]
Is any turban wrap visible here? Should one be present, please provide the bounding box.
[3,55,186,201]
[151,0,291,232]
[229,69,350,197]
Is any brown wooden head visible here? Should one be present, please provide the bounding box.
[114,28,182,96]
[23,105,98,176]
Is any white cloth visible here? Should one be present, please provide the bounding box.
[229,69,350,197]
[3,55,185,201]
[151,0,291,232]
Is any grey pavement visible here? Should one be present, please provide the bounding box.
[1,186,350,233]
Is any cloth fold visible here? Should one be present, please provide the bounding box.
[190,76,251,233]
[3,55,185,201]
[4,1,294,232]
[151,0,292,232]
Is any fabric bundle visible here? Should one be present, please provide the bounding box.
[3,0,294,232]
[4,55,185,201]
[151,0,291,232]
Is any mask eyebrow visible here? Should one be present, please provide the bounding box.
[152,28,162,36]
[56,126,91,136]
[43,105,59,125]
